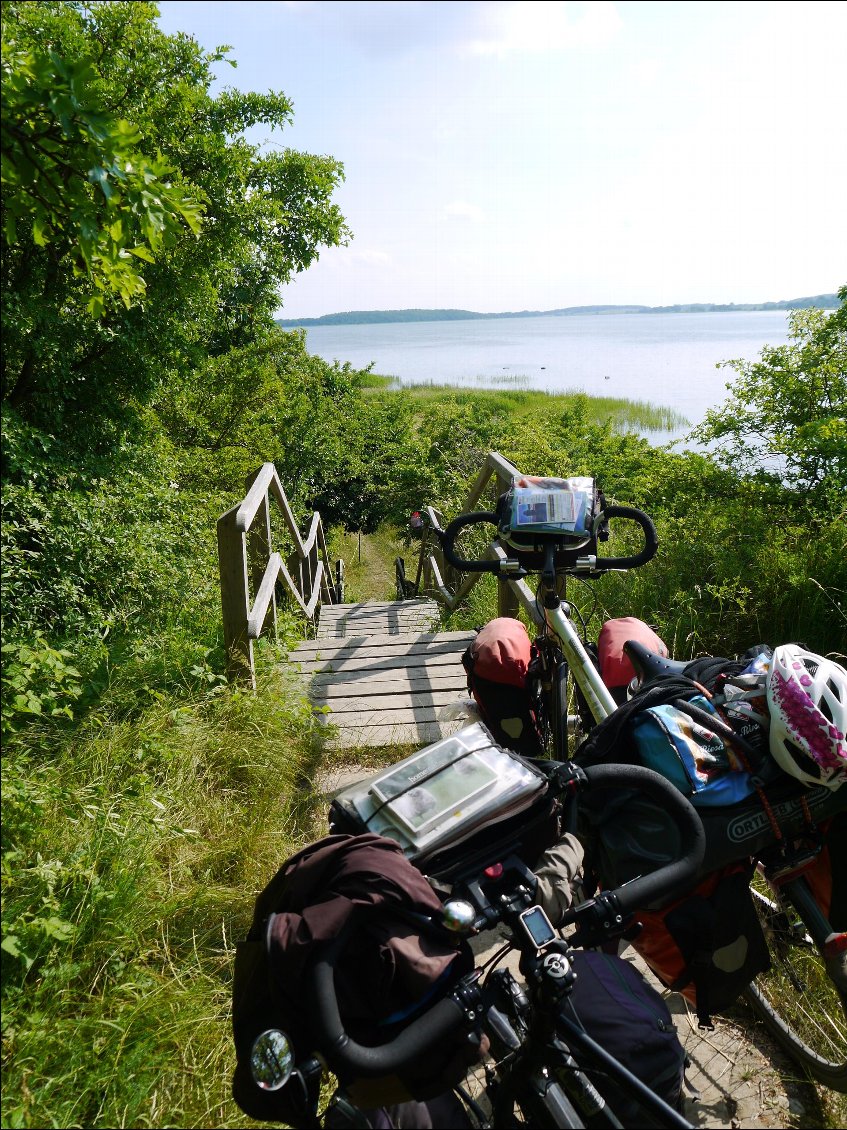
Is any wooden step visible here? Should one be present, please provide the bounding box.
[316,600,441,638]
[296,599,477,750]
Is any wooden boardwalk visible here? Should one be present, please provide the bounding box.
[289,600,476,749]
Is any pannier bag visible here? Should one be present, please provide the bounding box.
[499,475,602,551]
[231,833,482,1123]
[561,950,687,1126]
[803,812,847,931]
[627,862,771,1029]
[462,619,543,756]
[598,616,669,706]
[598,616,668,691]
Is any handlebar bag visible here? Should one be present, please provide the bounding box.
[327,722,550,866]
[499,475,602,549]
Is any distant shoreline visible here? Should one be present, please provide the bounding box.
[278,293,837,328]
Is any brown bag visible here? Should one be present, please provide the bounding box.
[232,834,480,1121]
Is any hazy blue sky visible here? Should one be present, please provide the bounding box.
[157,1,846,319]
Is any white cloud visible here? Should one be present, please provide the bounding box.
[466,1,622,57]
[311,246,392,272]
[444,200,485,222]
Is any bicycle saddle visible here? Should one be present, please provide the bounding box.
[624,640,691,681]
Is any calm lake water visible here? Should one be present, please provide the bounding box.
[302,310,791,439]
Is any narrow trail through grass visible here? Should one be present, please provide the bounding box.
[330,524,410,603]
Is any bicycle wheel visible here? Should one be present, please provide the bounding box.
[744,871,847,1091]
[533,645,570,761]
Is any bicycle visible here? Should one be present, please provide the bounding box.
[434,481,847,1091]
[434,486,658,759]
[245,759,705,1128]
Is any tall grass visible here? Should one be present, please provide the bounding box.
[387,382,687,435]
[1,640,329,1129]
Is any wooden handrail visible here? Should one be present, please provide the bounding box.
[412,451,530,622]
[218,463,342,686]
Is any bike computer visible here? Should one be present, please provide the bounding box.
[518,905,557,950]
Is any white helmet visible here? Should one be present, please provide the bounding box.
[767,645,847,790]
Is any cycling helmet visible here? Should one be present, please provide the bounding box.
[766,645,847,790]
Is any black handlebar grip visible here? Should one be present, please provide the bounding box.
[310,939,466,1078]
[581,763,705,911]
[439,511,502,573]
[593,506,658,570]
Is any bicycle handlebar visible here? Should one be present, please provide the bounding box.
[438,510,501,573]
[307,764,703,1081]
[437,506,658,574]
[571,763,704,916]
[310,937,466,1078]
[596,506,658,570]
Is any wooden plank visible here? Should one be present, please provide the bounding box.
[290,632,474,658]
[319,600,437,617]
[315,618,440,635]
[318,606,437,618]
[317,622,439,638]
[322,599,437,608]
[309,671,468,694]
[291,646,470,667]
[315,690,467,713]
[317,704,464,725]
[324,719,466,750]
[293,652,466,674]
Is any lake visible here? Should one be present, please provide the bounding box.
[301,310,792,438]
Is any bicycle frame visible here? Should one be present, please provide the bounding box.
[540,597,617,723]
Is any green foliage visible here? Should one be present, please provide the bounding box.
[1,652,326,1129]
[1,35,202,316]
[1,1,348,437]
[694,285,847,509]
[1,413,226,646]
[0,638,83,737]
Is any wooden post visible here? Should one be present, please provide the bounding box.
[217,508,255,687]
[494,468,520,618]
[497,575,520,619]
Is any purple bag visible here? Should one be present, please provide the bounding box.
[560,950,686,1125]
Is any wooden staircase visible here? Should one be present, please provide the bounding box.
[289,600,476,749]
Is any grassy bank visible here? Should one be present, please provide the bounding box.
[1,640,330,1129]
[365,376,688,435]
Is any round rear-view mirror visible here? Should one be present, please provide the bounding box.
[250,1029,294,1091]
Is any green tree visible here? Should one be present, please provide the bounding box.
[1,37,203,318]
[1,1,348,438]
[693,287,847,510]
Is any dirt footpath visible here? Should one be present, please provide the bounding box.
[627,948,820,1129]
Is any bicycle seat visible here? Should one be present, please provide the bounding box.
[624,640,691,681]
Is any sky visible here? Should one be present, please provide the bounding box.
[156,1,847,319]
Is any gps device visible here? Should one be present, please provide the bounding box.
[518,905,557,950]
